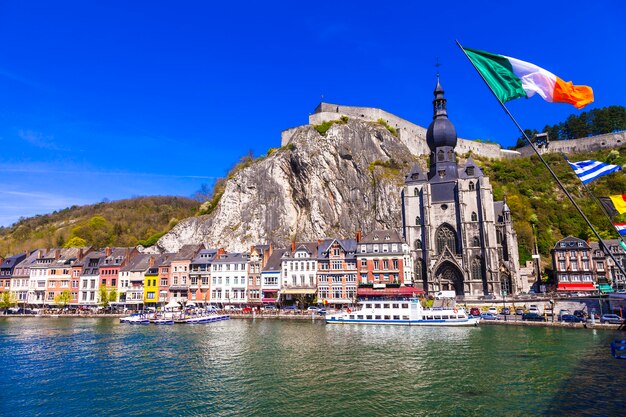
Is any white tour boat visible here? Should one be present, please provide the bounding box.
[326,298,479,326]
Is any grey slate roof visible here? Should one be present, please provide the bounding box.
[120,253,152,272]
[317,239,357,259]
[359,230,403,244]
[263,249,286,272]
[214,252,248,264]
[173,244,204,261]
[1,253,27,270]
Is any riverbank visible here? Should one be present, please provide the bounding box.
[3,312,624,330]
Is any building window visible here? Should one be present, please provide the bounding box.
[466,166,475,176]
[436,225,457,255]
[471,258,482,280]
[414,187,419,196]
[469,181,475,191]
[438,150,444,161]
[473,236,480,247]
[415,216,420,226]
[471,212,478,222]
[414,239,422,250]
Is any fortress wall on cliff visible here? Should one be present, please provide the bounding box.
[516,131,626,157]
[281,102,623,161]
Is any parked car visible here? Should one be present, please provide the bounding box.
[522,313,546,322]
[601,314,625,324]
[573,310,587,319]
[488,307,498,315]
[469,307,481,317]
[242,307,253,313]
[281,305,298,311]
[528,305,540,315]
[480,313,498,320]
[557,309,571,320]
[515,308,525,315]
[262,305,277,311]
[317,308,327,316]
[560,314,584,323]
[306,306,320,312]
[501,307,511,315]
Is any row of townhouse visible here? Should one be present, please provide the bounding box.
[551,236,626,294]
[0,230,418,308]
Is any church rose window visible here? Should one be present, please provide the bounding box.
[436,225,457,254]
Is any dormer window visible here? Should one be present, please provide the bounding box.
[438,150,444,161]
[466,166,475,176]
[438,170,446,178]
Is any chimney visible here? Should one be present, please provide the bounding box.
[291,240,296,252]
[55,249,61,259]
[105,247,112,257]
[356,230,362,242]
[78,248,84,261]
[38,249,44,259]
[149,256,155,268]
[317,239,322,246]
[217,247,226,257]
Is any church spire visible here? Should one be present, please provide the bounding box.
[426,77,458,181]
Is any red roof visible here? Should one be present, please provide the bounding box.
[557,283,596,291]
[357,287,424,297]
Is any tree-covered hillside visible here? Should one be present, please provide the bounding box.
[514,105,626,148]
[0,196,199,256]
[472,146,626,264]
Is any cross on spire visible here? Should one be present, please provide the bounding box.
[435,57,441,79]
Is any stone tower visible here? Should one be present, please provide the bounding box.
[401,79,524,296]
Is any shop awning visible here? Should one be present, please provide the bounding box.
[557,283,596,292]
[357,287,424,297]
[280,288,317,295]
[597,283,615,293]
[262,297,277,303]
[263,289,278,292]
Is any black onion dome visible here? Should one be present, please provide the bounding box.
[426,117,457,149]
[426,78,457,151]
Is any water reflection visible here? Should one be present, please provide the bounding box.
[0,318,624,416]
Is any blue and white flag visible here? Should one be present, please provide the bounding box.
[614,223,626,236]
[565,157,622,184]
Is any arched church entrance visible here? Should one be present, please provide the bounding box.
[500,273,512,295]
[435,262,465,295]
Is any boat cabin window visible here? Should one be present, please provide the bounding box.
[426,316,433,320]
[350,315,355,319]
[402,303,409,309]
[366,315,372,319]
[384,315,391,320]
[374,304,381,309]
[357,315,363,319]
[442,315,449,320]
[393,315,400,320]
[402,315,409,320]
[365,303,371,309]
[392,303,399,309]
[383,303,390,308]
[434,316,441,320]
[375,315,381,319]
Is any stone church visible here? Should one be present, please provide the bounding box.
[401,79,524,297]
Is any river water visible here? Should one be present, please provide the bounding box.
[0,317,624,416]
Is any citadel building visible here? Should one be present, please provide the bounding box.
[401,79,526,297]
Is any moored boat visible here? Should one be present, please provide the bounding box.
[326,298,479,326]
[120,313,150,324]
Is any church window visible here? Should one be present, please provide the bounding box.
[414,187,419,196]
[436,225,457,255]
[469,181,475,191]
[440,204,448,211]
[448,150,454,160]
[471,212,478,222]
[473,236,480,247]
[438,170,446,178]
[415,216,420,226]
[438,150,445,161]
[414,239,422,250]
[497,230,503,244]
[466,166,475,176]
[471,258,482,280]
[415,259,424,281]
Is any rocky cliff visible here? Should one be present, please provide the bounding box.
[157,119,419,252]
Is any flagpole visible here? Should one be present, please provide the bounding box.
[456,39,626,282]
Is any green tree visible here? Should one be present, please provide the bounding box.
[63,236,87,248]
[0,291,17,311]
[54,290,72,307]
[98,286,118,308]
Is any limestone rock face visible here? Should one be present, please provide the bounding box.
[157,120,418,253]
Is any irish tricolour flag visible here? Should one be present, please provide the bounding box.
[463,47,594,109]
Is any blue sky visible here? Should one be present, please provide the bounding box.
[0,0,624,226]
